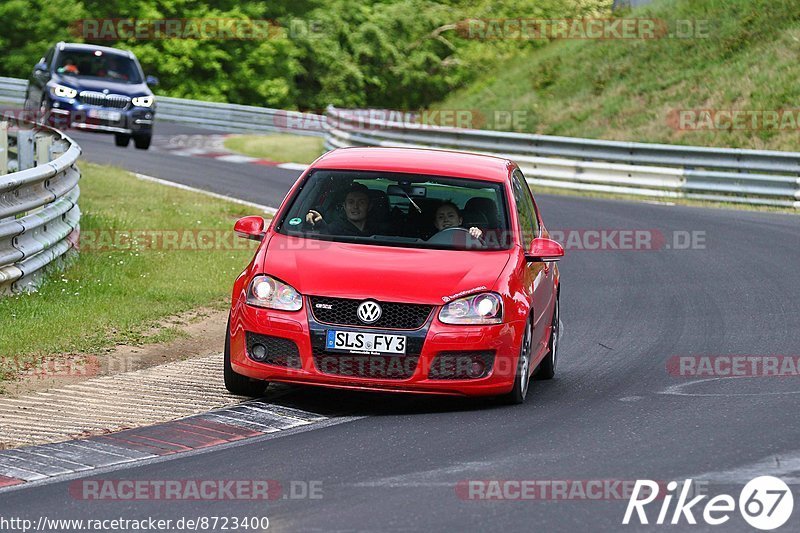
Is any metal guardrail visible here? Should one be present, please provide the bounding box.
[157,96,325,137]
[0,77,27,105]
[325,106,800,208]
[0,76,325,137]
[4,76,798,207]
[0,120,81,295]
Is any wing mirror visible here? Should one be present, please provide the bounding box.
[33,62,49,78]
[234,216,265,241]
[145,75,159,86]
[526,238,564,262]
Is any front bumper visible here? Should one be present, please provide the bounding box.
[229,299,525,397]
[48,96,154,135]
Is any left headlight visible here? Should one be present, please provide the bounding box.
[51,84,77,99]
[132,95,154,107]
[246,275,302,312]
[438,292,503,325]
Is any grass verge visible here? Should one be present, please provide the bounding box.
[0,162,261,381]
[438,0,800,151]
[223,134,325,164]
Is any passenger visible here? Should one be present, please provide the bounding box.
[305,183,385,237]
[432,201,483,240]
[57,59,79,75]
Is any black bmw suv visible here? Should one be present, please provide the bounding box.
[25,42,157,149]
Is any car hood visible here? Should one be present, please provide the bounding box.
[52,75,151,96]
[261,233,512,306]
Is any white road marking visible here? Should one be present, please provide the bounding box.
[658,376,800,397]
[134,173,277,215]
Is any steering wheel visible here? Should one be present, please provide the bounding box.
[428,226,485,248]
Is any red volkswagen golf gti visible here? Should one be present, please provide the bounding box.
[226,147,563,403]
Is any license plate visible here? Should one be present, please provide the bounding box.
[326,330,407,355]
[88,109,121,121]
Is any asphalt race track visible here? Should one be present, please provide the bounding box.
[2,122,799,532]
[68,121,302,208]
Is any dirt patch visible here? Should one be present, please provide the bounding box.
[1,307,228,398]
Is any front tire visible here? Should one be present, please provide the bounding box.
[133,134,151,150]
[535,296,559,380]
[224,317,268,397]
[503,318,533,405]
[115,134,131,147]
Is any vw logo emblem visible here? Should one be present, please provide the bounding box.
[357,301,382,324]
[102,89,109,94]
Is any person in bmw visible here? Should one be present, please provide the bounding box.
[24,42,157,150]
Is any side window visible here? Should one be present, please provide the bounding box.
[517,170,541,237]
[512,171,537,249]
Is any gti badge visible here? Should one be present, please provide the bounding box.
[357,300,382,324]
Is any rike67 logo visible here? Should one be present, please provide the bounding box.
[623,477,794,530]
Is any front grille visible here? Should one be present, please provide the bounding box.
[311,335,424,379]
[245,332,301,369]
[309,296,433,330]
[79,91,130,109]
[428,351,495,380]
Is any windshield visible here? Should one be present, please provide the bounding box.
[55,50,142,83]
[277,170,512,251]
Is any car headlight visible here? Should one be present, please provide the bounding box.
[131,95,154,107]
[51,84,77,99]
[438,292,503,325]
[246,275,302,311]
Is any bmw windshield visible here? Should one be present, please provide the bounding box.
[276,170,512,251]
[55,50,143,83]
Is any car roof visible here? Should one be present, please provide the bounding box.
[57,42,133,58]
[311,147,515,183]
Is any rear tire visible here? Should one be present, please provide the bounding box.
[224,317,269,397]
[114,134,130,147]
[535,296,559,380]
[133,134,151,150]
[503,318,533,405]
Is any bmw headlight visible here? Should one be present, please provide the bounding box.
[132,95,154,107]
[51,84,77,99]
[438,292,503,325]
[246,275,302,311]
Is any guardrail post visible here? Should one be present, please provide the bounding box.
[17,129,35,170]
[50,138,69,160]
[35,131,53,165]
[0,121,7,175]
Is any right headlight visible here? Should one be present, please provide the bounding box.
[438,292,503,325]
[131,95,154,107]
[246,275,302,311]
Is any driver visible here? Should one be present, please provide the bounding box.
[433,201,483,240]
[305,183,385,237]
